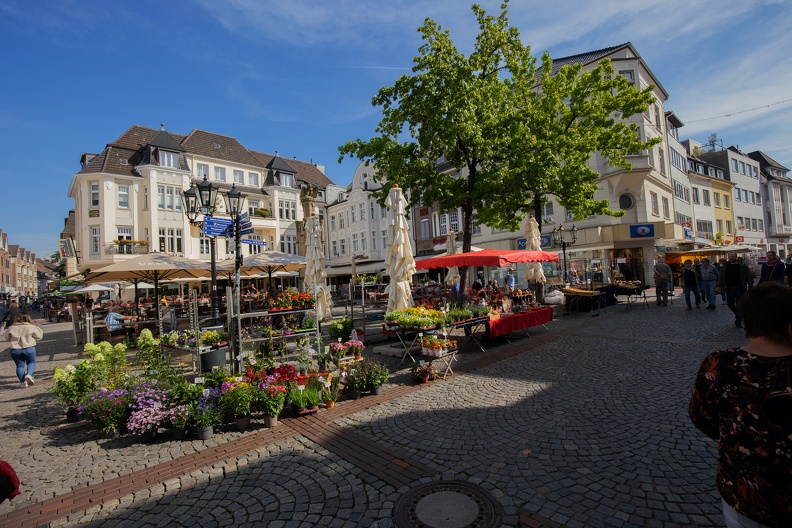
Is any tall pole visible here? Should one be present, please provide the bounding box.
[562,243,569,285]
[210,236,219,320]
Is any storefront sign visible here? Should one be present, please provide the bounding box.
[684,227,693,240]
[736,236,745,242]
[629,224,655,238]
[540,235,551,248]
[516,238,527,250]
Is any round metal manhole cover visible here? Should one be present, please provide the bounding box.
[393,481,503,528]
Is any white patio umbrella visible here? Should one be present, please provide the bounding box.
[384,185,415,313]
[523,214,547,284]
[76,284,115,293]
[444,230,461,286]
[303,215,333,322]
[122,281,154,290]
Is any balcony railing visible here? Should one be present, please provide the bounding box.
[104,242,150,255]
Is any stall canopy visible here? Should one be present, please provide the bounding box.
[666,244,759,256]
[415,248,559,270]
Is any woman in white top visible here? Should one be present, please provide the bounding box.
[5,313,44,387]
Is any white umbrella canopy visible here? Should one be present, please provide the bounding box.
[303,216,333,322]
[384,185,416,313]
[76,284,115,293]
[122,281,155,290]
[444,230,461,286]
[523,215,547,284]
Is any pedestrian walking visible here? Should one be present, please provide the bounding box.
[693,257,704,302]
[699,258,719,309]
[688,282,792,528]
[653,256,672,306]
[2,301,21,329]
[4,312,44,388]
[717,258,728,304]
[717,251,753,328]
[680,259,701,310]
[758,250,785,284]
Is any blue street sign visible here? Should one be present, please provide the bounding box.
[238,212,249,221]
[238,222,253,230]
[517,238,527,250]
[203,217,233,228]
[202,225,228,236]
[240,228,255,235]
[241,239,267,246]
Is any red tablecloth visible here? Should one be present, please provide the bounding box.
[486,307,553,338]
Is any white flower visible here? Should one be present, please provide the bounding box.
[93,353,105,362]
[65,364,77,373]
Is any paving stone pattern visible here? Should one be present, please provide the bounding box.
[0,298,745,527]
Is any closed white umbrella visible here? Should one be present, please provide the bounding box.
[303,215,333,322]
[444,230,461,286]
[384,185,415,313]
[523,214,547,284]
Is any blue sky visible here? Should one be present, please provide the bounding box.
[1,0,790,258]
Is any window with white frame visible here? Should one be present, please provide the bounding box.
[749,192,755,205]
[117,227,133,254]
[692,188,700,204]
[351,206,356,223]
[714,193,721,207]
[724,194,730,208]
[734,188,741,202]
[279,200,297,220]
[753,166,759,178]
[658,147,666,175]
[361,232,367,251]
[90,182,99,207]
[90,227,100,255]
[370,201,375,219]
[381,204,387,218]
[703,189,711,206]
[740,161,746,175]
[159,150,178,168]
[756,192,762,205]
[330,215,336,231]
[339,213,345,228]
[542,203,554,224]
[619,70,635,86]
[662,197,670,219]
[449,211,459,232]
[248,235,264,254]
[726,220,732,234]
[331,240,338,256]
[159,228,183,253]
[420,219,430,240]
[650,192,659,215]
[118,184,130,208]
[200,236,211,255]
[716,220,723,234]
[166,187,174,209]
[157,185,181,210]
[758,219,764,231]
[737,217,744,230]
[340,238,346,255]
[742,189,748,202]
[248,172,259,187]
[471,215,481,235]
[696,220,714,238]
[358,203,364,222]
[752,218,758,231]
[234,170,244,184]
[278,173,294,187]
[439,214,448,236]
[158,186,165,208]
[669,149,685,171]
[214,167,226,181]
[371,230,377,250]
[248,200,259,217]
[381,230,387,250]
[280,234,296,254]
[197,163,209,178]
[352,233,358,252]
[732,159,738,172]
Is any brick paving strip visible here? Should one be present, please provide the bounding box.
[0,317,587,528]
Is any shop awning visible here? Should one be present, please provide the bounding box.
[325,261,387,277]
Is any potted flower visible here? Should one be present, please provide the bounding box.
[255,377,287,427]
[360,360,389,395]
[328,317,353,341]
[220,381,256,430]
[317,351,333,372]
[167,404,192,439]
[79,388,132,435]
[411,362,438,384]
[126,381,170,441]
[322,374,342,408]
[288,384,320,415]
[191,387,223,440]
[343,368,365,399]
[344,339,365,359]
[49,361,97,421]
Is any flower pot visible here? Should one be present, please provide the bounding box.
[140,429,158,443]
[66,407,80,423]
[264,415,279,428]
[420,376,429,384]
[200,347,227,372]
[349,390,361,400]
[197,425,214,440]
[295,406,319,416]
[370,386,382,396]
[236,415,251,431]
[324,400,335,409]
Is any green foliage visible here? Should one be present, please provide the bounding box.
[328,317,353,341]
[338,1,659,287]
[359,360,389,390]
[83,341,130,390]
[49,361,96,407]
[202,367,228,389]
[343,368,365,392]
[323,375,343,402]
[220,382,257,417]
[167,379,204,406]
[134,329,175,383]
[288,385,320,411]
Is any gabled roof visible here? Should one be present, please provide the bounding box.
[250,150,334,189]
[266,155,295,173]
[541,42,668,99]
[747,150,789,171]
[148,129,186,152]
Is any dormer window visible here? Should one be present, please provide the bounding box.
[159,150,179,168]
[278,173,294,187]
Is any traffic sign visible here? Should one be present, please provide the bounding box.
[203,217,233,228]
[240,228,255,235]
[238,212,249,221]
[202,225,229,237]
[241,239,267,246]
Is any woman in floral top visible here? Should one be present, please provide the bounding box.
[689,282,792,527]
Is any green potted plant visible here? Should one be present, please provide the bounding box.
[221,382,256,430]
[255,381,287,427]
[49,361,97,421]
[190,387,223,440]
[328,317,353,341]
[343,368,365,399]
[322,375,342,408]
[411,362,438,384]
[79,388,133,435]
[288,384,320,415]
[360,360,389,395]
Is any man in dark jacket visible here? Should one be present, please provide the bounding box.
[717,252,753,328]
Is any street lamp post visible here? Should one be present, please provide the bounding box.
[552,224,578,285]
[223,184,247,375]
[182,176,220,319]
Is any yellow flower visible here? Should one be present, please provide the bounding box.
[53,368,67,382]
[93,353,105,362]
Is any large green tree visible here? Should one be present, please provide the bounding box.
[339,1,659,287]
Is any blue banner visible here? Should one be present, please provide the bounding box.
[630,224,655,238]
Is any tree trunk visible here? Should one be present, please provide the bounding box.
[533,194,543,234]
[460,202,474,292]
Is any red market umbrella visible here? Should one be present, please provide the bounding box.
[414,248,558,270]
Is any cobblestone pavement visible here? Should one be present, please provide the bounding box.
[0,297,745,527]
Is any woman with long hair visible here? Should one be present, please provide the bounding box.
[5,313,44,387]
